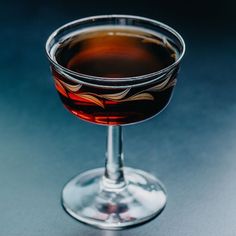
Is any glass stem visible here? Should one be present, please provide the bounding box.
[103,125,126,189]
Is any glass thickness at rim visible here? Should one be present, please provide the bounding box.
[45,14,185,85]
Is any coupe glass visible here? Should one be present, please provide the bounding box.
[46,15,185,229]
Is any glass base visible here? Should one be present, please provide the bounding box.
[62,167,167,229]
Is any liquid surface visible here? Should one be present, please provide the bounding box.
[55,26,177,78]
[52,26,178,125]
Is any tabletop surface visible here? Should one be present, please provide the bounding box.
[1,0,236,235]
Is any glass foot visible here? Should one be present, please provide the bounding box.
[62,167,167,229]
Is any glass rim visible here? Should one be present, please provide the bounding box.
[45,14,185,83]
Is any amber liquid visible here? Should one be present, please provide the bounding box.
[52,26,178,125]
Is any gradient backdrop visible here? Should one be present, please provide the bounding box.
[0,0,236,235]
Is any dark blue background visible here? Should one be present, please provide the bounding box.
[1,0,236,235]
